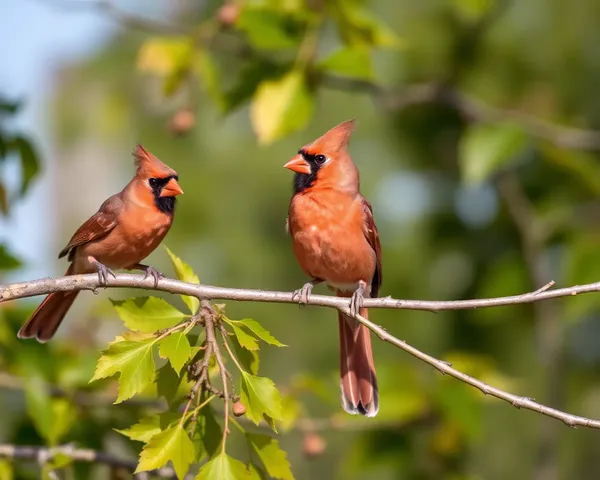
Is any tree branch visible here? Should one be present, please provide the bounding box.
[2,272,600,311]
[3,273,600,428]
[0,443,176,478]
[322,79,600,151]
[29,0,600,152]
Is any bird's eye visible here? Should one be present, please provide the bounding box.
[314,154,327,165]
[149,178,159,187]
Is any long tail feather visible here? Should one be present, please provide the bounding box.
[338,299,379,417]
[17,265,78,342]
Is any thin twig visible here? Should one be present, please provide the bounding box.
[28,0,600,152]
[0,443,176,478]
[345,307,600,429]
[4,273,600,428]
[201,303,230,451]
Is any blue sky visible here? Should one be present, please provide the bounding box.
[0,0,114,279]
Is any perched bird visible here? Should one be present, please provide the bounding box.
[284,119,382,417]
[18,145,183,342]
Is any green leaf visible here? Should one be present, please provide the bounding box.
[0,243,21,271]
[137,36,193,75]
[0,460,12,480]
[459,123,527,185]
[240,372,283,425]
[247,434,294,480]
[196,452,251,480]
[137,424,196,480]
[91,337,156,403]
[335,4,402,49]
[229,324,259,351]
[222,60,283,114]
[0,99,21,114]
[233,339,260,375]
[157,363,189,406]
[159,331,192,374]
[232,319,286,347]
[318,46,374,81]
[111,297,189,333]
[196,50,224,111]
[115,415,161,443]
[0,181,7,215]
[237,8,300,50]
[251,70,314,145]
[13,135,39,195]
[165,246,201,314]
[49,399,77,445]
[24,378,75,445]
[24,377,53,443]
[451,0,494,22]
[279,394,302,432]
[195,405,223,457]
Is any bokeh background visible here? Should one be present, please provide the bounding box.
[3,0,600,478]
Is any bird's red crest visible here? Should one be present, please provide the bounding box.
[133,144,177,178]
[304,119,356,154]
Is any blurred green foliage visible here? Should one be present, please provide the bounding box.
[4,0,600,478]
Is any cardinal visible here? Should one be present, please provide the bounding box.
[18,145,183,342]
[284,119,382,417]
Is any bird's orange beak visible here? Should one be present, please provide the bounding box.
[160,178,184,197]
[284,154,311,175]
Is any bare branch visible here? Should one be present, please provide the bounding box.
[0,443,176,478]
[345,308,600,429]
[3,273,600,428]
[3,272,600,311]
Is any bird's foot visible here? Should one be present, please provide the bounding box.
[143,266,164,287]
[91,259,116,287]
[293,282,314,305]
[349,281,367,317]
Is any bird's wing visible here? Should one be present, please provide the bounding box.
[361,197,382,298]
[58,194,123,259]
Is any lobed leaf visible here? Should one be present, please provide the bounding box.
[196,452,251,480]
[232,319,286,347]
[165,246,201,314]
[136,424,196,480]
[159,331,192,374]
[247,434,294,480]
[111,297,189,333]
[157,363,194,407]
[115,415,161,443]
[91,337,156,403]
[195,405,223,458]
[240,372,283,425]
